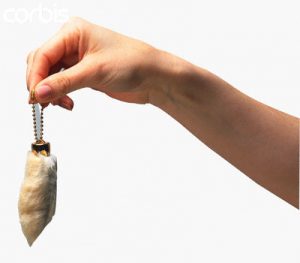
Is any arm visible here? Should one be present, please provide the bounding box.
[27,17,299,208]
[151,52,299,208]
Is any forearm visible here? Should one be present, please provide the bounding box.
[151,51,299,208]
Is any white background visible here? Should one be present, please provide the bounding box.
[0,0,299,262]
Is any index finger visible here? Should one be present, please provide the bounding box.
[27,33,67,92]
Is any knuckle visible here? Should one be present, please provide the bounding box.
[59,17,84,42]
[62,16,84,30]
[68,16,84,25]
[26,50,35,64]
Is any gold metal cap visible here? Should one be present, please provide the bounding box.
[31,140,50,156]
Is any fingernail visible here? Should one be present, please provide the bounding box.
[28,89,36,104]
[60,102,74,111]
[41,103,49,109]
[36,85,52,100]
[28,96,37,104]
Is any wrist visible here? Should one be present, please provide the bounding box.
[148,50,209,110]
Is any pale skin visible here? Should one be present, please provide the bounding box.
[27,17,299,208]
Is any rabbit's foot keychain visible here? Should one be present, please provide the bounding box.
[18,90,57,246]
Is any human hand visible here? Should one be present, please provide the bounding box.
[27,17,171,110]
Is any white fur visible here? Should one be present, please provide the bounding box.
[18,151,57,246]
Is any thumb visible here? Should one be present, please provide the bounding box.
[34,61,91,103]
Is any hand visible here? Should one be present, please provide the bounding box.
[27,17,168,110]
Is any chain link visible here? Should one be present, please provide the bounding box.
[32,104,44,142]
